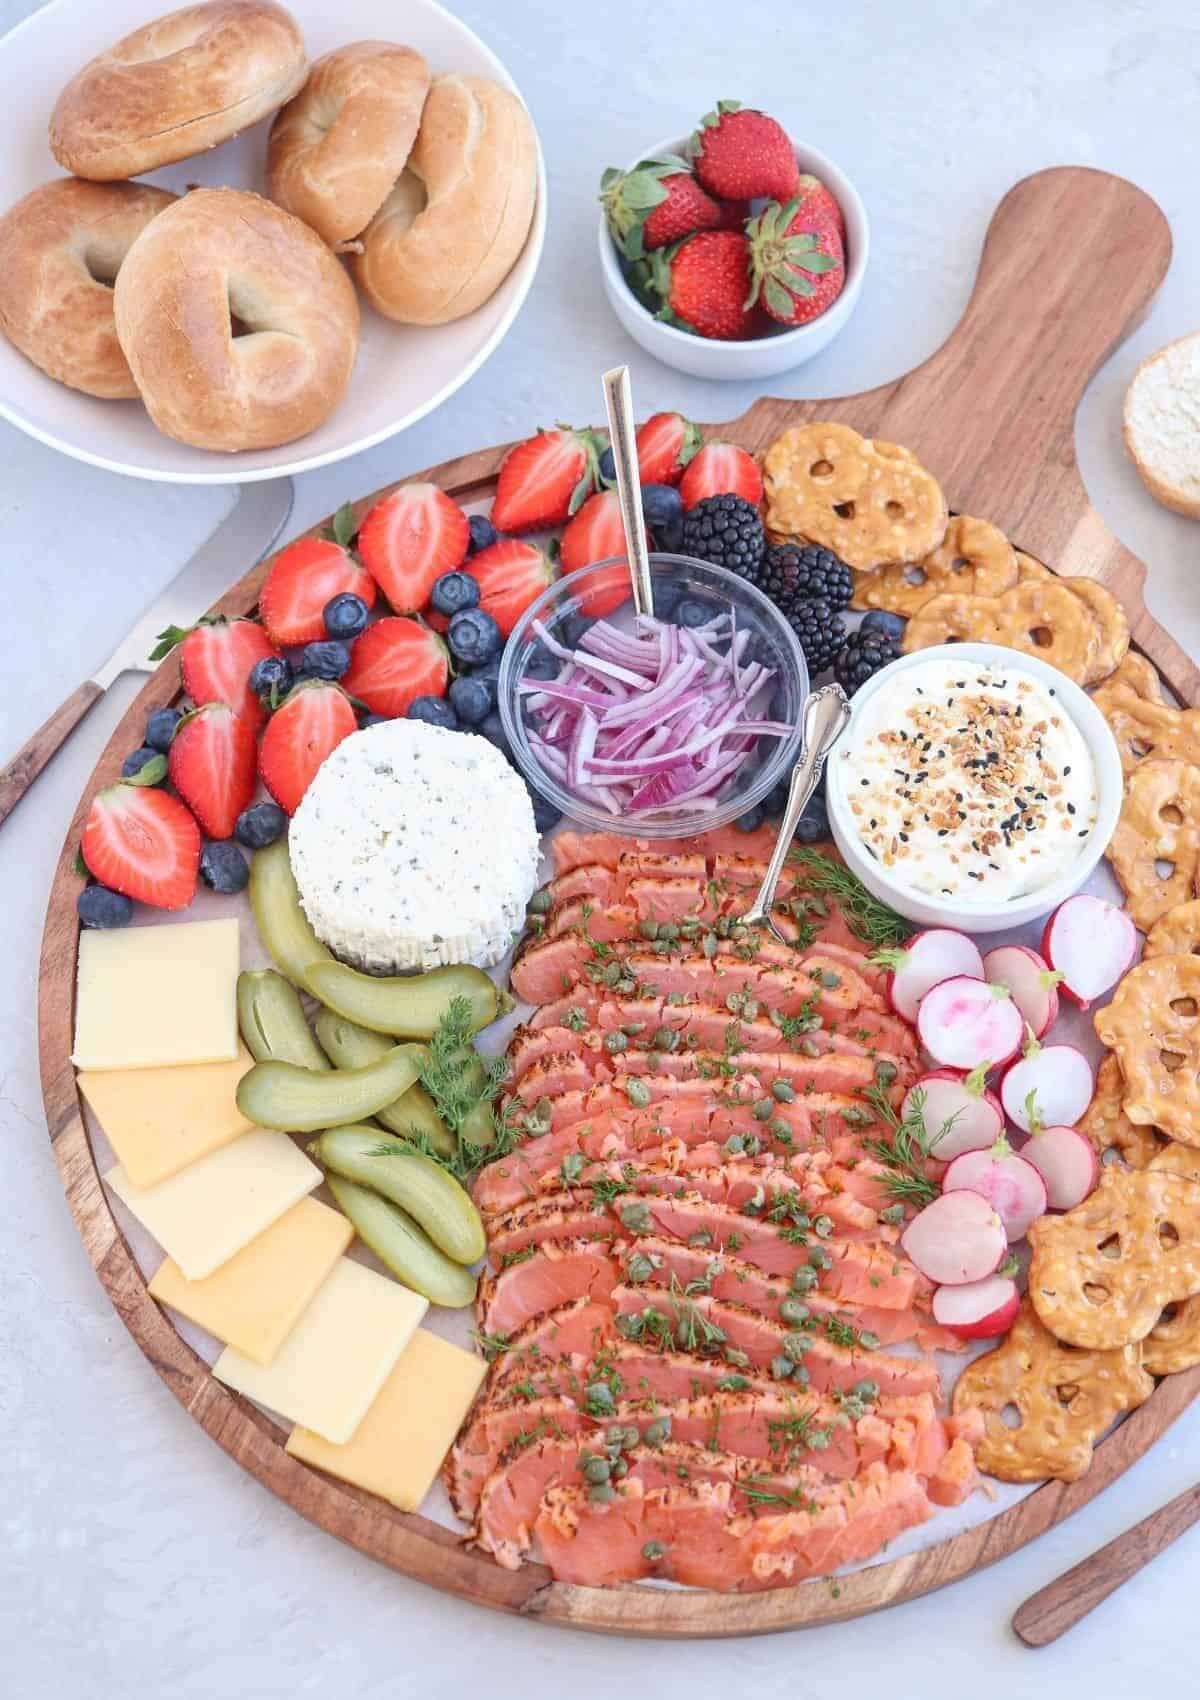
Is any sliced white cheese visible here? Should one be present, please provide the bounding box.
[73,917,239,1071]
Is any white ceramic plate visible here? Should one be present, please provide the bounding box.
[0,0,547,483]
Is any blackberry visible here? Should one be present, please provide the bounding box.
[750,543,852,614]
[679,495,764,577]
[834,627,901,695]
[786,599,844,675]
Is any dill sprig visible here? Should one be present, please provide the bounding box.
[786,849,913,948]
[857,1083,945,1207]
[416,996,512,1183]
[740,1476,818,1512]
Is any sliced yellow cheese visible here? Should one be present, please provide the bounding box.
[214,1258,427,1444]
[286,1328,486,1511]
[105,1128,319,1280]
[79,1045,256,1188]
[148,1197,353,1365]
[73,917,239,1071]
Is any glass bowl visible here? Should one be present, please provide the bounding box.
[498,553,809,839]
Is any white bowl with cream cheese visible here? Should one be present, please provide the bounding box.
[826,643,1124,932]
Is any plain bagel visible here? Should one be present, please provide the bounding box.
[267,41,431,248]
[113,188,359,451]
[351,73,538,325]
[0,177,176,398]
[50,1,307,181]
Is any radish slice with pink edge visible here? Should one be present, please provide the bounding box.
[1022,1124,1100,1210]
[916,976,1025,1071]
[942,1141,1048,1241]
[1042,894,1138,1009]
[1000,1036,1094,1133]
[983,944,1062,1039]
[931,1273,1021,1339]
[873,929,984,1023]
[901,1065,1005,1163]
[901,1189,1007,1285]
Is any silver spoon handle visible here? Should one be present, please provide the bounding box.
[602,365,654,618]
[742,684,852,927]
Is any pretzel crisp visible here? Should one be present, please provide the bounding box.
[1140,1143,1200,1375]
[1027,1163,1200,1349]
[850,515,1018,616]
[902,576,1124,686]
[1090,652,1200,776]
[951,1298,1153,1482]
[763,423,948,571]
[1095,954,1200,1144]
[1145,898,1200,960]
[1015,551,1052,582]
[1078,1054,1169,1170]
[1068,578,1132,680]
[1106,758,1200,930]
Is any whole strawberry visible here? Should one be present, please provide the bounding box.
[643,230,761,341]
[600,156,725,261]
[690,100,800,202]
[746,187,845,326]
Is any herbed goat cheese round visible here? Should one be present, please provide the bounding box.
[289,719,542,972]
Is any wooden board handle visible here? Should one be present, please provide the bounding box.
[1013,1481,1200,1647]
[0,681,103,829]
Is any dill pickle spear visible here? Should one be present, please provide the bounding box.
[248,839,332,990]
[236,1044,424,1133]
[325,1175,477,1308]
[306,958,498,1038]
[310,1126,484,1264]
[238,970,331,1070]
[314,1011,455,1158]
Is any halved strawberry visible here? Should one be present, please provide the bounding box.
[466,541,556,636]
[81,784,200,911]
[635,412,701,486]
[341,618,449,719]
[257,682,357,815]
[259,537,377,647]
[679,441,764,508]
[357,483,469,613]
[167,703,257,839]
[490,428,603,533]
[151,618,279,731]
[559,489,632,618]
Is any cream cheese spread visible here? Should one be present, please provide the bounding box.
[836,658,1098,902]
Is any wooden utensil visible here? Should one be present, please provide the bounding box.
[601,363,654,616]
[1013,1482,1200,1646]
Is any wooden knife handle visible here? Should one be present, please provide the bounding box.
[0,681,103,829]
[1013,1481,1200,1647]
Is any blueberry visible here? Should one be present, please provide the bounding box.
[675,597,714,629]
[430,571,481,618]
[859,609,907,641]
[121,746,165,782]
[477,712,512,762]
[77,884,132,929]
[598,445,615,483]
[323,592,369,640]
[250,655,292,701]
[794,791,830,844]
[735,804,765,832]
[527,785,563,833]
[764,779,792,817]
[144,707,182,752]
[560,614,593,649]
[523,644,558,681]
[297,639,350,681]
[449,674,494,725]
[199,840,250,894]
[408,695,459,732]
[472,656,503,686]
[642,483,684,553]
[648,580,683,618]
[468,514,499,555]
[234,801,287,849]
[359,712,392,729]
[447,607,503,666]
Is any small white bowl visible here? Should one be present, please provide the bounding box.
[825,643,1125,934]
[598,132,868,381]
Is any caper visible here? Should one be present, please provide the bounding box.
[817,970,841,989]
[603,1030,629,1054]
[852,1379,880,1402]
[874,1059,898,1085]
[585,1381,615,1412]
[588,1482,617,1503]
[642,1541,665,1562]
[611,1457,628,1478]
[752,1097,774,1122]
[842,1104,874,1127]
[626,1251,653,1283]
[768,1118,792,1140]
[624,1078,652,1108]
[643,1417,671,1447]
[790,1266,818,1293]
[582,1455,611,1484]
[813,1214,834,1239]
[782,1331,811,1359]
[859,1330,881,1351]
[800,1037,823,1058]
[527,889,553,914]
[807,1428,830,1450]
[792,1365,810,1385]
[770,1355,794,1380]
[770,1079,796,1103]
[808,1246,832,1271]
[702,932,718,959]
[561,1152,585,1183]
[723,1134,745,1156]
[780,1296,810,1325]
[651,1025,680,1053]
[638,920,660,941]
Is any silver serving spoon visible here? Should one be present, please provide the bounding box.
[601,364,655,617]
[739,684,852,942]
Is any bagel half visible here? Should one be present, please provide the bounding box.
[113,188,359,451]
[1123,333,1200,518]
[50,1,307,181]
[0,177,176,398]
[267,41,431,248]
[351,73,538,326]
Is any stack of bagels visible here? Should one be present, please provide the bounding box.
[0,0,538,452]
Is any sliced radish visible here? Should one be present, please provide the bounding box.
[1001,1037,1094,1133]
[1042,894,1138,1010]
[983,944,1061,1039]
[900,1189,1007,1285]
[942,1141,1048,1241]
[931,1274,1021,1339]
[916,976,1024,1071]
[874,929,984,1023]
[902,1066,1005,1163]
[1022,1124,1100,1211]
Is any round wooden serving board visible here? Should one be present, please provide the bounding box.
[37,167,1200,1636]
